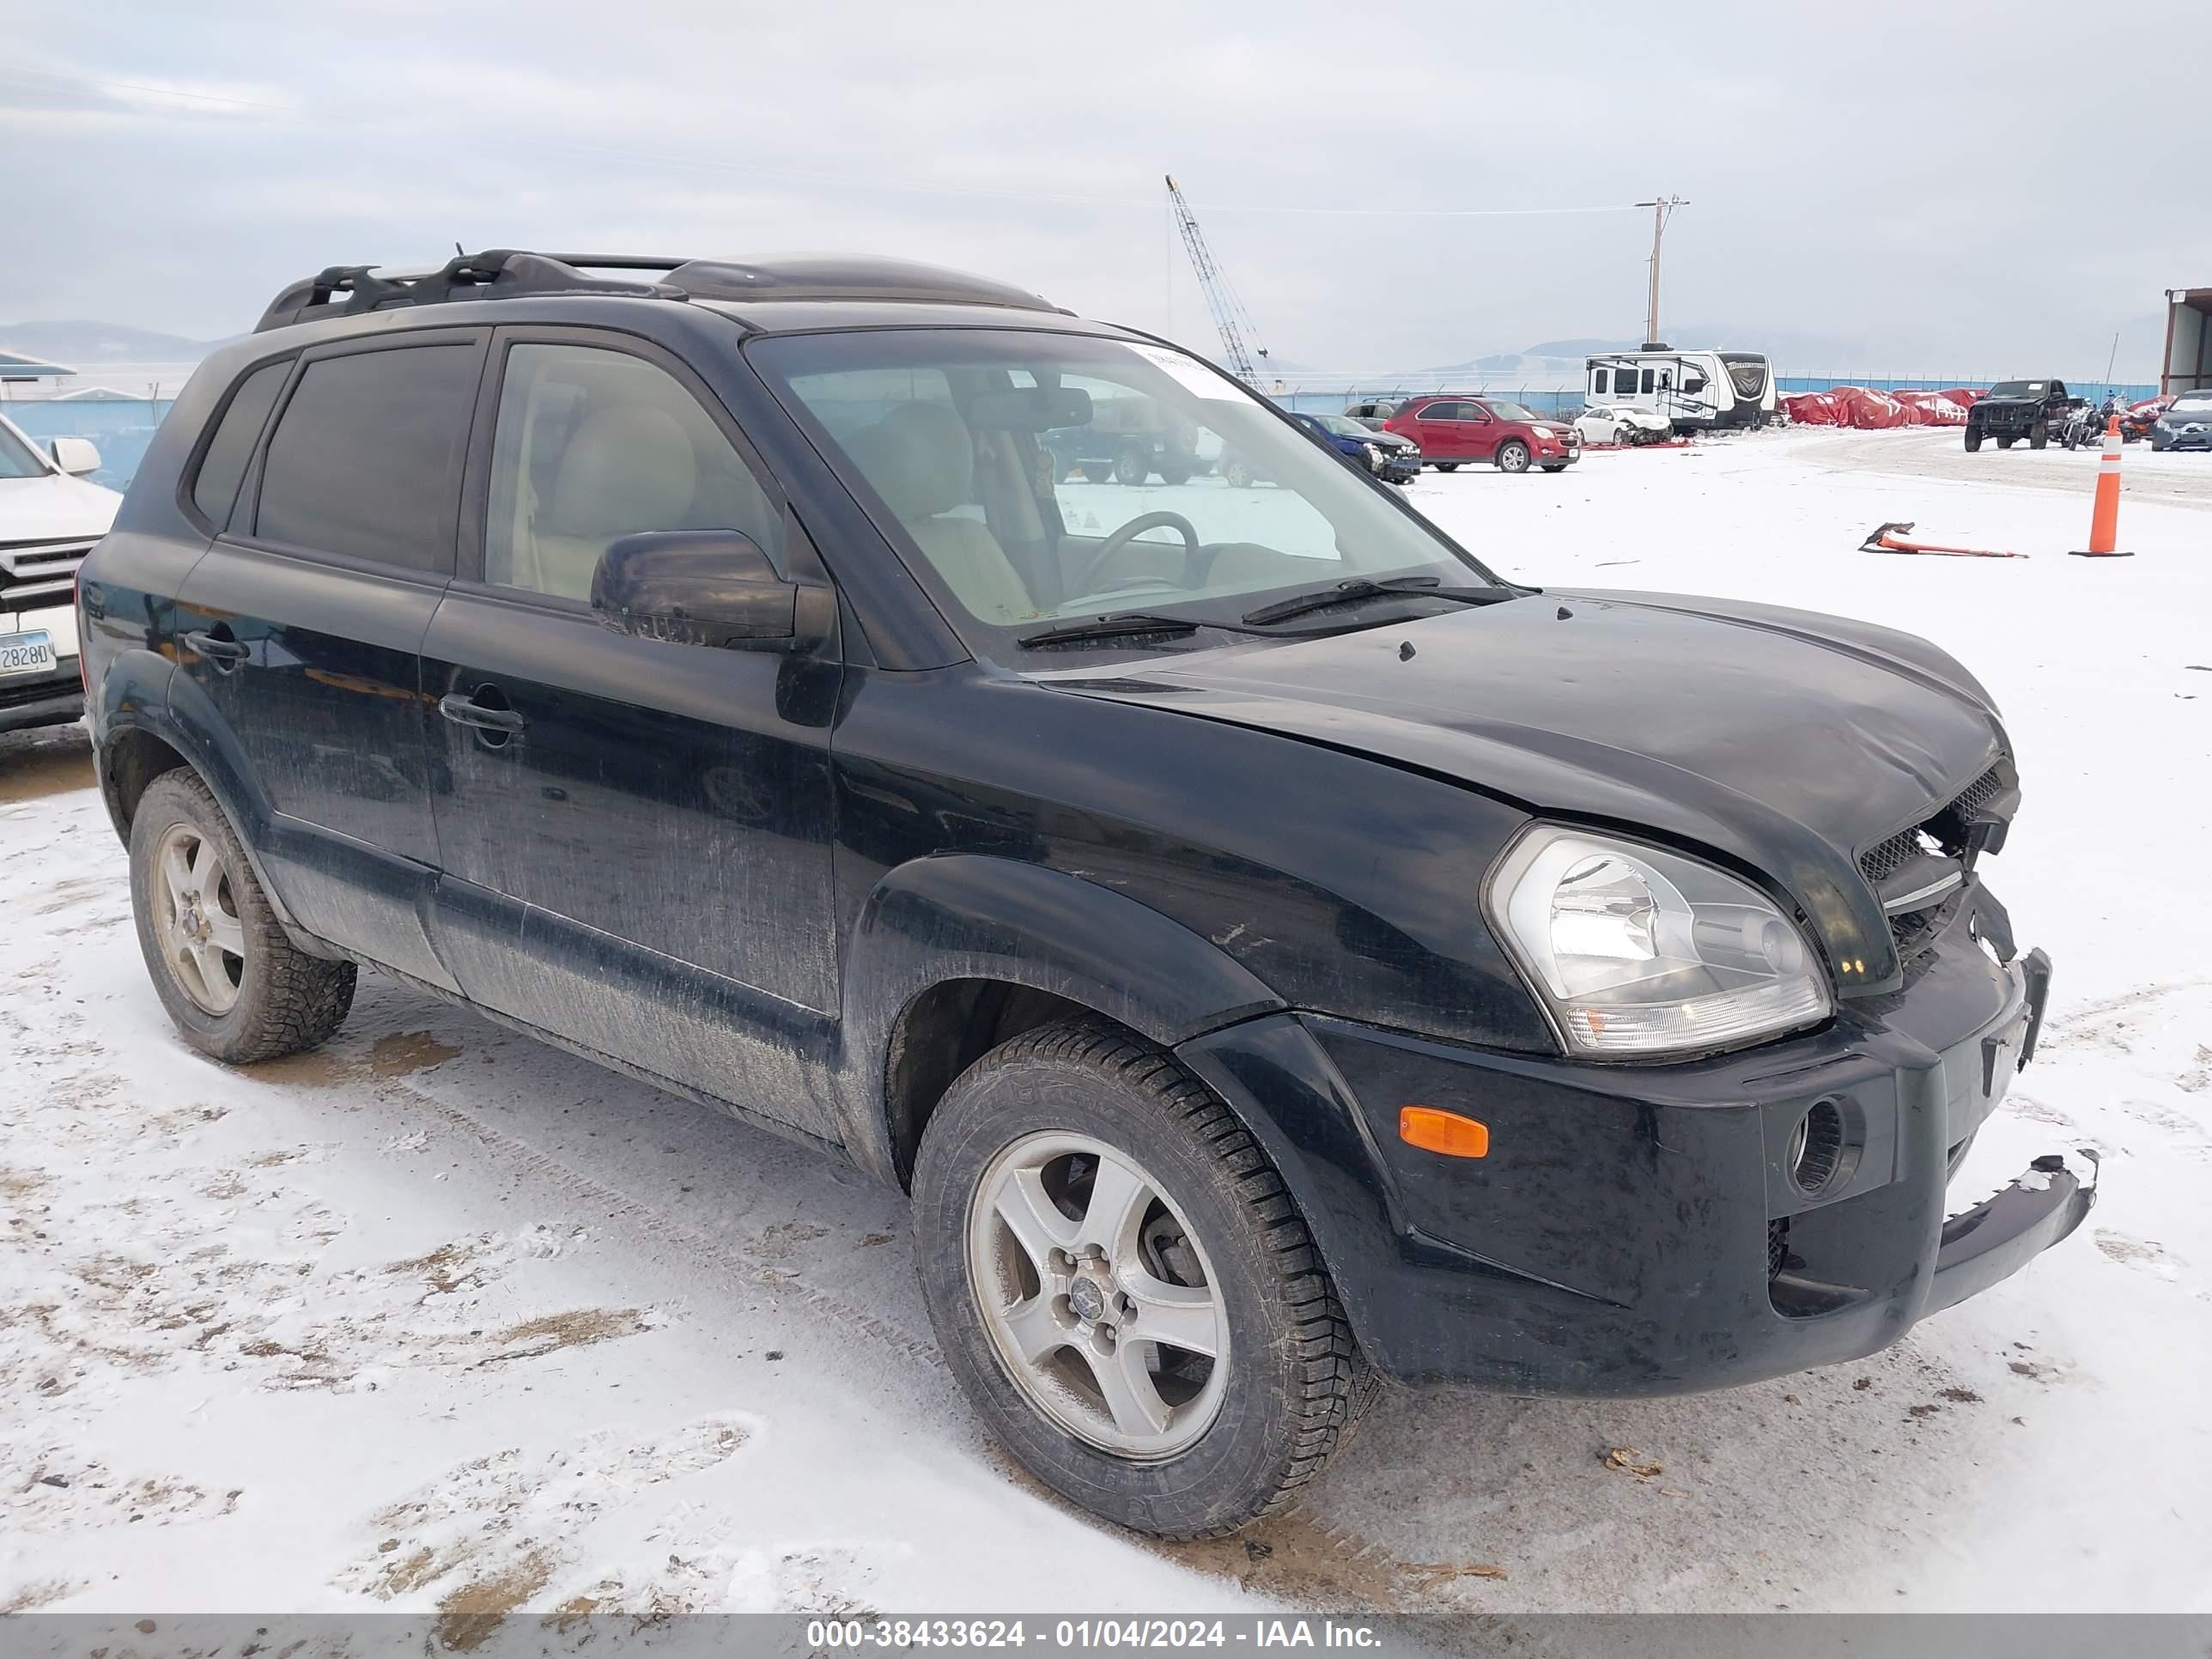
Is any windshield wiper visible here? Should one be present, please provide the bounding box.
[1242,576,1508,628]
[1014,611,1297,649]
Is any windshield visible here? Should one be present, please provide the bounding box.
[1310,412,1373,438]
[1480,400,1540,422]
[753,328,1498,657]
[2170,394,2212,413]
[0,421,48,480]
[1989,381,2047,398]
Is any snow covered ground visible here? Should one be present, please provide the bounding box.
[3,426,2207,1634]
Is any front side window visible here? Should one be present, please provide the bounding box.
[255,343,479,572]
[1417,401,1468,422]
[752,328,1497,657]
[483,343,782,602]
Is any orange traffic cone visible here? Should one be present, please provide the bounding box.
[2069,414,2133,558]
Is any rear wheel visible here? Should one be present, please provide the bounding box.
[1113,444,1150,487]
[1223,459,1254,489]
[1435,462,1460,473]
[1496,440,1532,474]
[912,1018,1376,1539]
[129,770,356,1064]
[1996,435,2014,449]
[1157,461,1192,487]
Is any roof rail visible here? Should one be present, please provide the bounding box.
[254,249,1062,334]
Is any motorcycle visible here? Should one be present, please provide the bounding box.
[2061,397,2117,450]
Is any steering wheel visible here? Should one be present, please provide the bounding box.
[1072,511,1204,597]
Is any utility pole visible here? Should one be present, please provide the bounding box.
[1636,196,1686,349]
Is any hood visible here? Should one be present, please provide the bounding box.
[1043,591,2008,991]
[1367,430,1416,450]
[0,471,123,543]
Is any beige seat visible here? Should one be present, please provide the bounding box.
[528,404,701,600]
[845,403,1037,624]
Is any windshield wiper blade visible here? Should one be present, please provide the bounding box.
[1016,612,1212,648]
[1242,576,1505,627]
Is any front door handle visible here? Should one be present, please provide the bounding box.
[438,691,526,734]
[183,629,250,668]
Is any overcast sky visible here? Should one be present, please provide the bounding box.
[5,2,2206,380]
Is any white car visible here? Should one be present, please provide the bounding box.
[1,415,119,735]
[1571,403,1673,447]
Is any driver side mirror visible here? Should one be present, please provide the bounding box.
[51,436,101,477]
[590,530,830,652]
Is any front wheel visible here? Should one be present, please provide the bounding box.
[1965,429,1983,452]
[911,1018,1376,1539]
[1222,459,1254,489]
[2028,427,2048,451]
[1496,440,1531,473]
[129,769,356,1064]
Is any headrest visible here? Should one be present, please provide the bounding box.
[845,400,974,521]
[544,405,698,539]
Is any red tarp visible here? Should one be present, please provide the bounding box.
[1784,386,1982,428]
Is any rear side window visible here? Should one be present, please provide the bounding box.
[1591,369,1610,395]
[191,360,290,530]
[254,343,479,572]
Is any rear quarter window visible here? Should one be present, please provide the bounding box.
[190,360,291,530]
[253,343,481,573]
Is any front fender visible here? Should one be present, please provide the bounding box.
[836,854,1285,1180]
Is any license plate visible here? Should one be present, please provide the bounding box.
[0,629,58,678]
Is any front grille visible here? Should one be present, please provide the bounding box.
[0,538,95,613]
[1857,764,2005,961]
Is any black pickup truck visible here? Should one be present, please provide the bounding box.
[1965,379,2073,452]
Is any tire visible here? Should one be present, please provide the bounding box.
[1223,459,1254,489]
[911,1018,1377,1539]
[1540,463,1569,473]
[1996,435,2014,449]
[1496,441,1531,474]
[1435,462,1460,473]
[1157,462,1192,487]
[1964,429,1983,452]
[1082,463,1115,483]
[1113,445,1149,487]
[129,769,356,1065]
[2028,426,2048,451]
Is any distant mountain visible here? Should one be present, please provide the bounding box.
[1520,337,1641,360]
[0,320,227,365]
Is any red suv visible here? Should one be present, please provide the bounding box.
[1385,395,1578,474]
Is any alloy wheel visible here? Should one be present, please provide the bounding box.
[152,822,246,1015]
[966,1130,1228,1460]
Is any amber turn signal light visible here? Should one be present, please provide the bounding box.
[1398,1105,1490,1158]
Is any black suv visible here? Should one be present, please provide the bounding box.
[78,250,2093,1540]
[1964,378,2074,451]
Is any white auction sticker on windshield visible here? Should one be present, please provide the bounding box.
[1129,343,1263,405]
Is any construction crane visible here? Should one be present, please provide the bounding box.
[1164,174,1271,386]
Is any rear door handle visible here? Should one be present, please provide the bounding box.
[438,692,526,734]
[183,630,250,666]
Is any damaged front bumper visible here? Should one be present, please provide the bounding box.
[1181,888,2097,1395]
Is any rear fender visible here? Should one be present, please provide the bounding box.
[97,659,307,937]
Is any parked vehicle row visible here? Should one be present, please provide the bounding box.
[1,413,119,735]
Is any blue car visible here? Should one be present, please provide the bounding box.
[1285,410,1422,484]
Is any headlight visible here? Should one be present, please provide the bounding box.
[1486,827,1831,1057]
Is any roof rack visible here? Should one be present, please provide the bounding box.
[254,249,1063,334]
